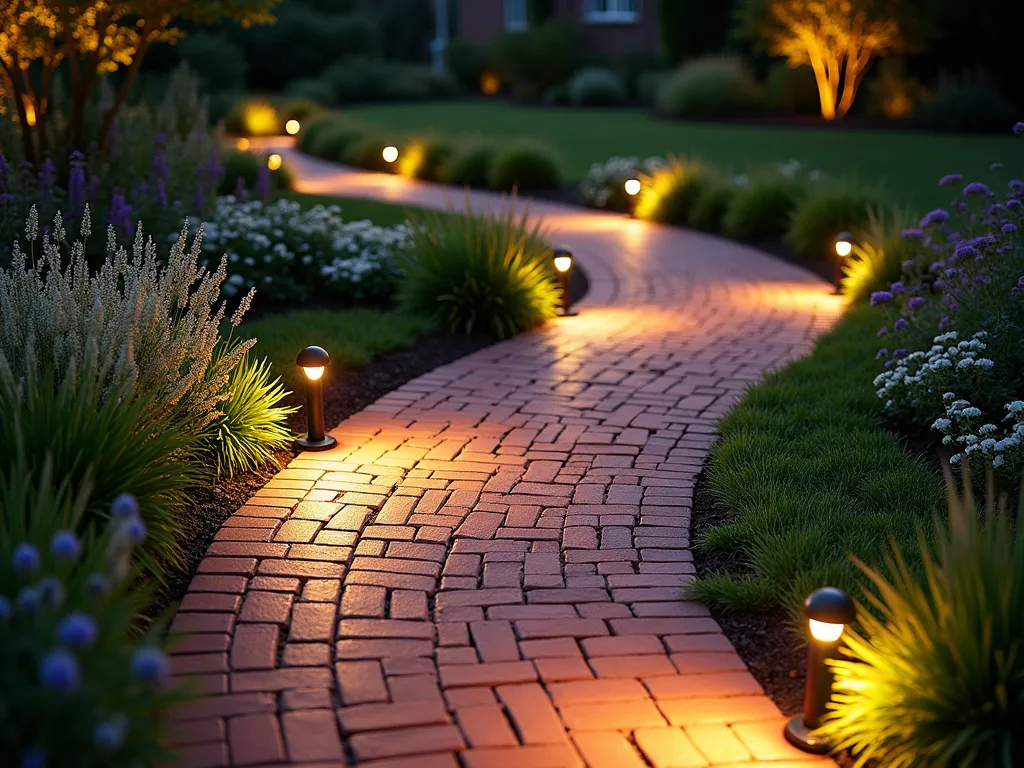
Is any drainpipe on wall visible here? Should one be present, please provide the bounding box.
[430,0,449,74]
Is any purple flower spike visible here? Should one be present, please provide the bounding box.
[929,261,945,272]
[901,228,924,239]
[919,209,949,228]
[901,259,914,270]
[893,349,907,359]
[908,296,926,310]
[963,181,993,197]
[870,291,894,306]
[939,173,963,187]
[894,318,910,332]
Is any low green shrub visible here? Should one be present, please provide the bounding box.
[766,63,820,115]
[635,157,711,224]
[819,471,1024,767]
[447,39,490,91]
[279,98,323,123]
[284,78,335,106]
[399,198,560,338]
[0,467,185,767]
[491,21,583,101]
[691,306,942,619]
[219,150,293,195]
[567,68,627,106]
[441,142,498,188]
[785,181,884,259]
[909,74,1017,133]
[656,55,763,119]
[296,113,339,153]
[347,136,400,173]
[490,142,564,191]
[310,123,369,163]
[722,175,806,241]
[865,59,927,121]
[688,178,735,232]
[398,136,454,182]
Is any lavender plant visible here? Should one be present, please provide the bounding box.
[871,122,1024,479]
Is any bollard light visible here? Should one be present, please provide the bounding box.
[295,346,337,451]
[552,247,577,317]
[267,153,283,171]
[285,119,300,136]
[833,232,853,294]
[236,137,250,151]
[382,145,399,164]
[624,178,642,218]
[784,587,856,754]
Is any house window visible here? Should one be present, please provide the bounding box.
[504,0,528,30]
[583,0,639,23]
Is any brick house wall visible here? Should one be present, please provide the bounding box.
[456,0,662,55]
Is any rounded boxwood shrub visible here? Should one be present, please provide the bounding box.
[723,176,807,241]
[909,74,1017,133]
[312,123,368,162]
[786,182,884,259]
[441,142,497,188]
[490,142,564,191]
[398,136,454,182]
[688,179,736,232]
[635,158,710,225]
[296,113,337,152]
[346,136,401,173]
[657,55,764,119]
[567,67,627,106]
[279,97,323,123]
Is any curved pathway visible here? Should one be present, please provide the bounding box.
[169,141,844,767]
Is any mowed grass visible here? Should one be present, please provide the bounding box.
[348,102,1022,209]
[277,190,427,226]
[692,305,944,622]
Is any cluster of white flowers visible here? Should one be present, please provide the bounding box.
[933,395,1024,470]
[873,331,995,414]
[198,197,411,300]
[580,156,666,208]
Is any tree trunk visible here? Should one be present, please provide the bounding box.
[806,46,836,120]
[1,61,37,166]
[836,48,872,118]
[97,33,153,159]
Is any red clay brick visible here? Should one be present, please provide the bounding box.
[338,700,450,733]
[633,726,708,768]
[228,713,285,765]
[497,682,567,745]
[230,624,278,671]
[349,724,466,761]
[281,709,344,762]
[290,602,335,642]
[572,731,647,768]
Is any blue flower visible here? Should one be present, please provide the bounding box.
[870,291,894,306]
[131,647,170,684]
[85,573,110,598]
[58,612,99,648]
[122,516,147,544]
[1004,223,1018,235]
[877,326,888,337]
[939,173,962,186]
[1009,179,1024,196]
[901,259,914,270]
[50,530,81,561]
[1008,199,1023,211]
[901,228,924,239]
[908,296,926,310]
[94,715,128,751]
[893,349,907,359]
[13,542,41,574]
[111,493,139,520]
[891,281,905,294]
[39,649,80,693]
[0,595,11,621]
[1014,122,1024,136]
[20,749,46,768]
[963,181,993,197]
[17,586,39,611]
[894,318,910,332]
[919,209,949,227]
[875,348,889,360]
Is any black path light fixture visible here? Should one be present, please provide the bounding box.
[784,587,857,754]
[552,246,578,317]
[295,346,337,451]
[833,232,854,294]
[624,177,641,218]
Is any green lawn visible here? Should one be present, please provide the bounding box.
[277,190,427,225]
[348,102,1021,209]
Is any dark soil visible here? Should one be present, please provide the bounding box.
[148,331,498,620]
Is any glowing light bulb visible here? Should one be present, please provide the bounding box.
[267,154,283,171]
[382,146,399,163]
[302,366,325,381]
[809,619,844,643]
[236,137,250,151]
[624,178,641,196]
[835,240,852,257]
[553,255,573,273]
[285,119,300,135]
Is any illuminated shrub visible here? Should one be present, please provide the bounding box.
[399,198,560,337]
[688,179,736,232]
[398,136,454,182]
[635,157,712,224]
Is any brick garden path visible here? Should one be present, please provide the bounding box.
[170,140,844,767]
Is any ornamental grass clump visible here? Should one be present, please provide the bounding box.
[399,197,559,338]
[635,156,712,225]
[818,468,1024,767]
[441,142,498,189]
[0,465,186,767]
[841,206,924,304]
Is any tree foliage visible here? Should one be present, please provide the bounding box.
[0,0,279,167]
[736,0,904,119]
[657,0,735,65]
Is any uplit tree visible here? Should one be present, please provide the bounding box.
[0,0,278,167]
[743,0,904,119]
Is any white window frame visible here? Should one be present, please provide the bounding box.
[504,0,528,31]
[583,0,639,24]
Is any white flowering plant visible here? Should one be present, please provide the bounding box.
[199,197,411,304]
[0,474,186,768]
[579,156,666,211]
